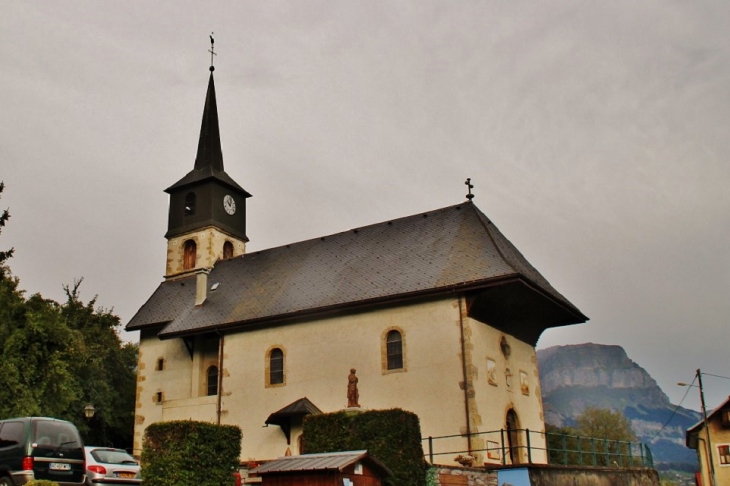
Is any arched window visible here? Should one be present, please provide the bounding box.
[184,192,196,216]
[223,241,234,259]
[382,328,406,373]
[386,330,403,370]
[183,240,197,270]
[269,348,284,385]
[206,365,218,396]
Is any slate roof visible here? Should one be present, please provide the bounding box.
[250,450,391,476]
[126,201,587,338]
[265,397,322,428]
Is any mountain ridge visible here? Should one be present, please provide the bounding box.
[537,343,700,468]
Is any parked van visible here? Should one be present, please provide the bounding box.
[0,417,85,485]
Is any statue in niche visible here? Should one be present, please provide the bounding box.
[347,368,360,408]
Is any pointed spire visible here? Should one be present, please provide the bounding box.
[193,72,224,172]
[165,43,250,196]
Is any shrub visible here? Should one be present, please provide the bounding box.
[142,420,242,486]
[303,408,426,486]
[26,481,60,486]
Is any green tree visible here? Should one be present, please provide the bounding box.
[574,407,637,442]
[546,408,640,467]
[60,279,137,447]
[0,284,81,418]
[0,184,137,447]
[0,181,14,264]
[576,407,638,467]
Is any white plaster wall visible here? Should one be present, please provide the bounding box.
[469,319,547,465]
[133,296,549,467]
[133,334,194,455]
[220,297,467,462]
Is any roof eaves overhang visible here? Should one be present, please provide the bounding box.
[165,170,252,197]
[127,320,171,333]
[157,274,587,340]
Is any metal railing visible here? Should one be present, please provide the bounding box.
[423,428,653,468]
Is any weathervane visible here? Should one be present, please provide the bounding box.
[465,178,475,200]
[209,32,217,71]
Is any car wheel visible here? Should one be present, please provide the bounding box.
[0,476,13,486]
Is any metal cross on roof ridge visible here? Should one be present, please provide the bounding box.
[465,178,475,200]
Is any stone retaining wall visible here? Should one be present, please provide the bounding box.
[430,465,659,486]
[432,466,497,486]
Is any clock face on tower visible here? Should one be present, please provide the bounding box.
[223,195,236,215]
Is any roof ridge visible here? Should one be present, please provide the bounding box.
[241,202,470,258]
[469,204,520,276]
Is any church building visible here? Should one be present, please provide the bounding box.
[126,63,588,467]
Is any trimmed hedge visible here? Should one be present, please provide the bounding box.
[142,420,242,486]
[26,481,59,486]
[302,408,426,486]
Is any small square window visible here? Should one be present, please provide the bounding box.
[719,444,730,465]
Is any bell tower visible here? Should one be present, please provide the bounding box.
[164,59,251,279]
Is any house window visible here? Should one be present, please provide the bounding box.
[719,444,730,465]
[267,347,285,386]
[223,241,234,259]
[156,358,164,371]
[207,365,218,396]
[386,330,403,370]
[183,240,197,270]
[382,327,406,373]
[184,192,196,216]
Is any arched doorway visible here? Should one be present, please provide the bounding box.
[506,409,521,464]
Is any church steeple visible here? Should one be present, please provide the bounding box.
[194,72,224,173]
[163,56,251,279]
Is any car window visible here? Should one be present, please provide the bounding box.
[90,449,138,465]
[31,420,83,460]
[0,422,25,448]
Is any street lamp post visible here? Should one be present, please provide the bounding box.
[696,369,717,486]
[679,369,716,486]
[84,404,96,419]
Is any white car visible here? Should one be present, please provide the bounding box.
[84,446,142,485]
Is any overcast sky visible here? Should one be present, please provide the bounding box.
[2,1,729,412]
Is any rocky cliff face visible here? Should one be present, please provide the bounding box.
[539,343,669,412]
[537,343,700,468]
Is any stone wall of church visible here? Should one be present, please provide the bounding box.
[132,295,547,466]
[466,308,547,466]
[165,226,246,276]
[133,330,197,453]
[221,297,466,462]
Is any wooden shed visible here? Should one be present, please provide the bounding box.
[249,450,392,486]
